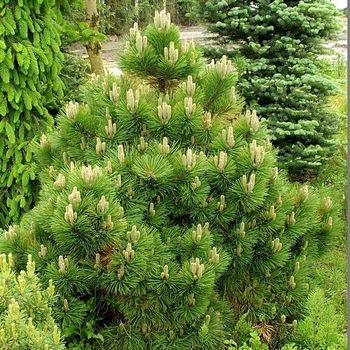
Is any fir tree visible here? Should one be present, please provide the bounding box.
[0,254,65,349]
[0,11,336,349]
[0,0,64,226]
[204,0,340,178]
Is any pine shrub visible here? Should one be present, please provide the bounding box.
[0,0,64,226]
[0,254,65,349]
[0,11,336,349]
[205,0,340,178]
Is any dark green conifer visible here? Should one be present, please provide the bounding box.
[205,0,340,177]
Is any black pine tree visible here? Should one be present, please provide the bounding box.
[0,11,336,349]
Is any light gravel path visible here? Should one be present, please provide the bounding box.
[66,18,347,77]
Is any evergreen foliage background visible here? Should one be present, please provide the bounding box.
[98,0,203,36]
[204,0,341,178]
[0,0,63,227]
[49,53,91,117]
[0,12,338,349]
[61,0,204,38]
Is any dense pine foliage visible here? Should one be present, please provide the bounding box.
[0,254,65,349]
[205,0,340,177]
[0,11,337,349]
[0,0,63,226]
